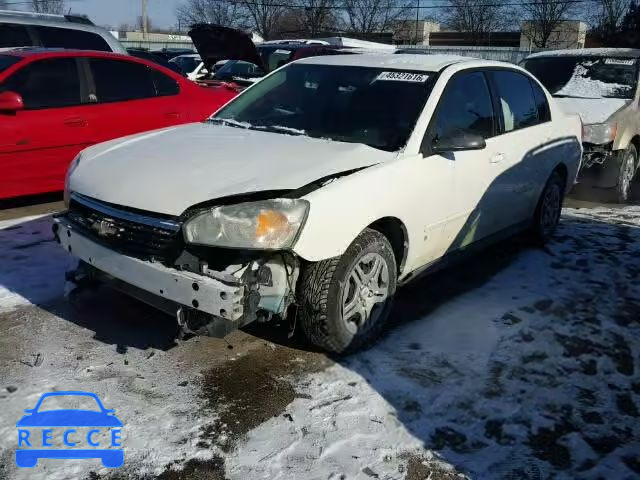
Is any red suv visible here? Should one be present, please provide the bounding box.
[0,49,237,199]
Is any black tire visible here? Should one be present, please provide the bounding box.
[531,170,565,245]
[614,144,637,204]
[298,228,397,354]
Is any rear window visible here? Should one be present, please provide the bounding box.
[0,23,32,48]
[0,55,21,74]
[90,58,156,102]
[35,26,111,52]
[524,56,638,99]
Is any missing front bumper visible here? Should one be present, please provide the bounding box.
[53,216,298,337]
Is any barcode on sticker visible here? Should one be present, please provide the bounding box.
[605,58,635,66]
[375,71,429,82]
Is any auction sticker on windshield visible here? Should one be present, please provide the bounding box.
[605,58,636,66]
[375,71,429,82]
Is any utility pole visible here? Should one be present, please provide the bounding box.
[414,0,420,46]
[142,0,148,39]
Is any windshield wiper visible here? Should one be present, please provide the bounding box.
[249,125,306,136]
[207,118,251,129]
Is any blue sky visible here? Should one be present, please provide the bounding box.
[61,0,182,29]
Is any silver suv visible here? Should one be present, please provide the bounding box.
[0,10,126,54]
[524,49,640,203]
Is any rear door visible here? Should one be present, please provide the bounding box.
[0,57,91,198]
[485,69,553,229]
[83,57,186,144]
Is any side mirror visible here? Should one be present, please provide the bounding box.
[0,91,24,113]
[432,131,486,153]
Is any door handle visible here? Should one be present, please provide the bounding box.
[64,117,87,127]
[165,112,181,119]
[490,153,504,163]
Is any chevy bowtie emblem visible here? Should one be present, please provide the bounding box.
[91,220,118,238]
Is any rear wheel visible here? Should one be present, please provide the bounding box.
[299,229,397,354]
[532,171,565,244]
[615,144,637,203]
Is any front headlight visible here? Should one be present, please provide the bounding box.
[183,199,309,249]
[64,153,82,208]
[582,122,617,145]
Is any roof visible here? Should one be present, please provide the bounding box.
[0,9,92,24]
[527,48,640,59]
[296,53,476,71]
[0,47,129,59]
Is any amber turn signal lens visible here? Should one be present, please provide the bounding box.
[256,210,290,239]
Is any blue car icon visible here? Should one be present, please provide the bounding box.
[16,391,123,468]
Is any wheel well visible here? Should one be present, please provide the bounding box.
[553,163,568,188]
[367,217,408,274]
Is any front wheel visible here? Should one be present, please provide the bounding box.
[299,229,397,354]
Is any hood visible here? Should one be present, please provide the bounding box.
[70,124,394,216]
[16,410,123,427]
[554,97,629,124]
[188,24,266,73]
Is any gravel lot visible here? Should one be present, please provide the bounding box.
[0,200,638,480]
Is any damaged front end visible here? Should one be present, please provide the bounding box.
[53,193,301,338]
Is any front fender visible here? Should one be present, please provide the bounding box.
[292,159,422,265]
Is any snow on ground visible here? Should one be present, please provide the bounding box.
[225,206,640,480]
[1,206,639,480]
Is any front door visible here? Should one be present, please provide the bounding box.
[423,71,500,254]
[0,57,91,198]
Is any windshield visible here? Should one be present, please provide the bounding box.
[0,54,20,74]
[213,60,265,81]
[213,64,434,152]
[524,56,638,99]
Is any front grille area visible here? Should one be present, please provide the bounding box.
[67,194,183,262]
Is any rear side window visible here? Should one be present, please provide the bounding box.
[530,80,551,123]
[1,58,81,109]
[0,55,22,74]
[35,26,111,52]
[89,58,156,102]
[0,23,32,48]
[150,68,180,96]
[432,71,495,140]
[490,70,539,133]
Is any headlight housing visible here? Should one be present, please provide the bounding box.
[64,153,82,208]
[582,122,617,145]
[183,199,310,250]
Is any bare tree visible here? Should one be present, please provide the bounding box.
[298,0,339,36]
[31,0,65,14]
[591,0,630,35]
[343,0,414,33]
[442,0,507,42]
[521,0,576,48]
[176,0,249,30]
[241,0,290,39]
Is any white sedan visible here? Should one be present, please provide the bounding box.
[55,54,582,353]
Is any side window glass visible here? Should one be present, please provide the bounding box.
[491,70,539,132]
[36,26,111,51]
[90,59,156,102]
[433,72,495,140]
[530,80,551,123]
[0,23,32,48]
[2,58,81,109]
[150,69,180,96]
